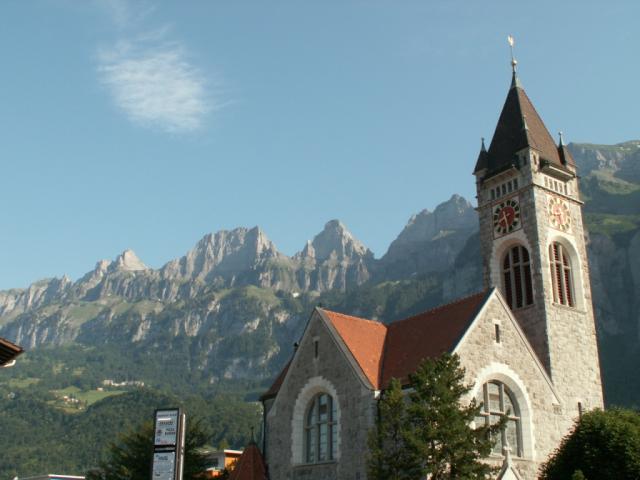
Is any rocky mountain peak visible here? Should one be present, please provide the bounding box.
[311,219,371,262]
[161,226,282,282]
[394,194,477,247]
[110,249,148,272]
[95,259,112,273]
[379,195,478,278]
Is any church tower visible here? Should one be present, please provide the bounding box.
[473,58,604,416]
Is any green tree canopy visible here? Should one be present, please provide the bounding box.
[86,417,210,480]
[367,353,501,480]
[540,408,640,480]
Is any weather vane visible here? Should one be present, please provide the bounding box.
[508,35,517,72]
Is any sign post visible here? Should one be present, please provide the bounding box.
[152,408,186,480]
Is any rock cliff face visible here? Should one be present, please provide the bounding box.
[378,194,478,279]
[0,141,638,405]
[294,220,374,292]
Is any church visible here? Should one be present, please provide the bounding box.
[259,58,604,480]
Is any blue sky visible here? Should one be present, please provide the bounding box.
[1,1,638,289]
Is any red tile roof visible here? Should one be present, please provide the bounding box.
[262,292,490,397]
[321,310,387,388]
[228,442,267,480]
[380,291,488,387]
[0,336,23,366]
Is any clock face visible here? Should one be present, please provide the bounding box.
[548,197,571,232]
[493,198,521,237]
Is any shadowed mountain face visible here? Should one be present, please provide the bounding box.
[0,141,638,406]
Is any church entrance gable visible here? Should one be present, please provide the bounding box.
[453,289,565,479]
[265,309,376,480]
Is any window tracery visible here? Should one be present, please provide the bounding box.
[304,393,337,463]
[475,381,522,457]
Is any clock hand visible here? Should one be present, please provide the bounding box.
[500,210,509,227]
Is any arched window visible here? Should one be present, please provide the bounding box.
[304,393,337,463]
[549,242,574,307]
[502,245,533,309]
[475,381,522,457]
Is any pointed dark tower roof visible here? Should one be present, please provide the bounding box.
[475,70,568,177]
[557,131,576,168]
[474,137,489,173]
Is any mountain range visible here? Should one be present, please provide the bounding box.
[1,141,639,406]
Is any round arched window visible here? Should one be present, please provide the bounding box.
[304,393,337,463]
[475,381,522,457]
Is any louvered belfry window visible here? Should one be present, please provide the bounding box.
[549,242,574,307]
[502,245,534,309]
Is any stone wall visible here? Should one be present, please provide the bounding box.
[264,311,376,480]
[456,292,567,479]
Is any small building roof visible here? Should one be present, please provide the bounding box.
[0,336,23,367]
[260,360,290,401]
[228,442,267,480]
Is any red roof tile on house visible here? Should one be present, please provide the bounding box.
[321,309,387,389]
[228,442,267,480]
[380,291,489,387]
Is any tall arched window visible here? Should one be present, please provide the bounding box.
[475,381,522,457]
[549,242,574,307]
[502,245,534,309]
[304,393,337,463]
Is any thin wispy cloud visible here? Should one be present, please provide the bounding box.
[96,2,217,134]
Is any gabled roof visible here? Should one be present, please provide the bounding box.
[321,310,387,388]
[0,336,23,367]
[228,442,267,480]
[381,291,489,386]
[475,72,571,176]
[262,291,491,397]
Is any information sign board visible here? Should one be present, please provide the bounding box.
[151,408,185,480]
[152,451,176,480]
[154,409,180,446]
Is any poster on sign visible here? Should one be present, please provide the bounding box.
[154,409,180,446]
[152,451,176,480]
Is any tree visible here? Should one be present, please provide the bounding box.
[368,378,421,480]
[86,417,211,480]
[367,353,500,480]
[540,408,640,480]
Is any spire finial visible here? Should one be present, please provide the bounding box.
[481,137,486,152]
[508,35,523,89]
[508,35,517,73]
[558,131,565,147]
